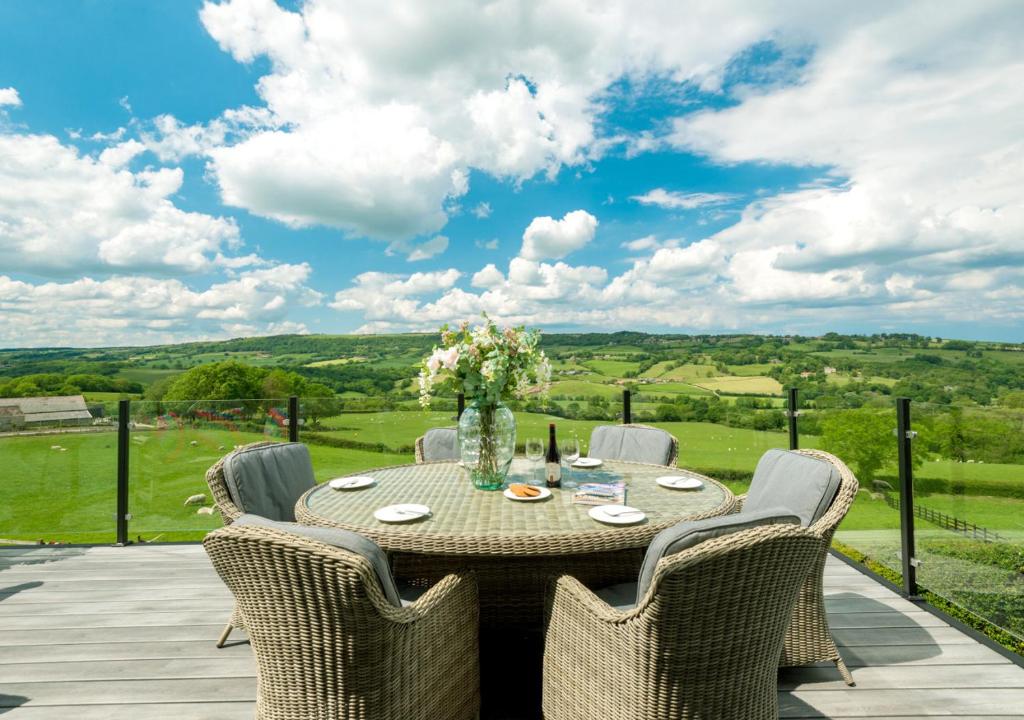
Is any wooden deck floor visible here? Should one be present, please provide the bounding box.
[1,544,1022,719]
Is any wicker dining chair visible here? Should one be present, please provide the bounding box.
[733,448,861,685]
[204,521,480,720]
[204,440,316,647]
[414,426,459,463]
[586,423,678,467]
[542,523,823,720]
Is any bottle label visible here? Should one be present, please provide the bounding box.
[546,461,561,487]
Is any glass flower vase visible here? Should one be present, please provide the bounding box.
[458,400,516,490]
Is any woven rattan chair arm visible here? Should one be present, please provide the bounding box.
[383,571,478,625]
[732,492,747,513]
[548,574,639,625]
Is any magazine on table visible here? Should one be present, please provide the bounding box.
[571,482,626,506]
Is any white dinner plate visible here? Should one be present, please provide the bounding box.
[374,503,431,523]
[588,504,646,525]
[656,475,704,490]
[503,486,552,502]
[572,457,603,468]
[329,476,375,490]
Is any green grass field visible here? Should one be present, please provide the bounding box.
[694,375,784,395]
[583,359,640,377]
[115,367,181,385]
[4,410,1022,546]
[548,379,622,398]
[659,364,717,381]
[726,363,778,376]
[634,382,715,397]
[83,391,142,402]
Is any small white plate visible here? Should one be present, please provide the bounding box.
[329,476,375,490]
[374,503,431,523]
[588,504,645,525]
[656,475,704,490]
[503,486,552,502]
[572,457,603,468]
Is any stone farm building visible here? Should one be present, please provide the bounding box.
[0,395,94,431]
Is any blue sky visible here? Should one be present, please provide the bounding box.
[1,0,1022,347]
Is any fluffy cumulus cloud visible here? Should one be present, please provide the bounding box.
[0,101,323,345]
[0,265,322,347]
[0,87,21,107]
[520,210,597,261]
[321,0,1024,335]
[174,0,831,243]
[0,133,246,276]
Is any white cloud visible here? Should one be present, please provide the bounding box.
[471,263,504,289]
[0,265,321,347]
[520,209,598,261]
[0,133,246,276]
[186,0,825,242]
[0,88,22,107]
[631,188,736,210]
[471,202,491,219]
[406,235,449,261]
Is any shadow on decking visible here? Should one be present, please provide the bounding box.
[779,591,942,718]
[0,582,43,602]
[0,696,28,715]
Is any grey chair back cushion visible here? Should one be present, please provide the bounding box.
[234,514,403,607]
[223,442,316,522]
[744,449,842,527]
[421,427,459,461]
[635,508,800,603]
[588,425,674,465]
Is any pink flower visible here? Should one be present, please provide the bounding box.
[439,346,460,370]
[427,351,442,373]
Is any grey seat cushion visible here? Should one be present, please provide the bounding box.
[223,442,316,522]
[616,508,800,608]
[234,514,403,607]
[421,427,459,461]
[587,425,675,465]
[744,449,842,527]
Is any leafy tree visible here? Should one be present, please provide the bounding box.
[819,409,923,483]
[163,361,265,403]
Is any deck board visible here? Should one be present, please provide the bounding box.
[2,545,1023,719]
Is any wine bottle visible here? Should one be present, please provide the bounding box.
[546,422,561,488]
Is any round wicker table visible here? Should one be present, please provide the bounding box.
[297,458,734,720]
[296,458,734,623]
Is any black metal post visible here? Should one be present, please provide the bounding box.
[896,397,918,596]
[116,399,130,546]
[457,393,465,419]
[288,395,299,442]
[622,389,632,425]
[787,387,799,450]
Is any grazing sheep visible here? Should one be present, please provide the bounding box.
[189,440,198,447]
[218,445,225,451]
[51,445,62,450]
[184,493,206,506]
[196,506,215,515]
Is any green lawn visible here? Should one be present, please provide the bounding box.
[0,428,409,544]
[634,382,715,397]
[694,375,784,396]
[548,379,623,399]
[726,363,777,376]
[5,411,1022,546]
[659,364,718,381]
[583,359,640,377]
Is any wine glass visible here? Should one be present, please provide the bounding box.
[560,435,581,488]
[525,437,545,486]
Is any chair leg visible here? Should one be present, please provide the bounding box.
[216,623,233,648]
[836,656,855,686]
